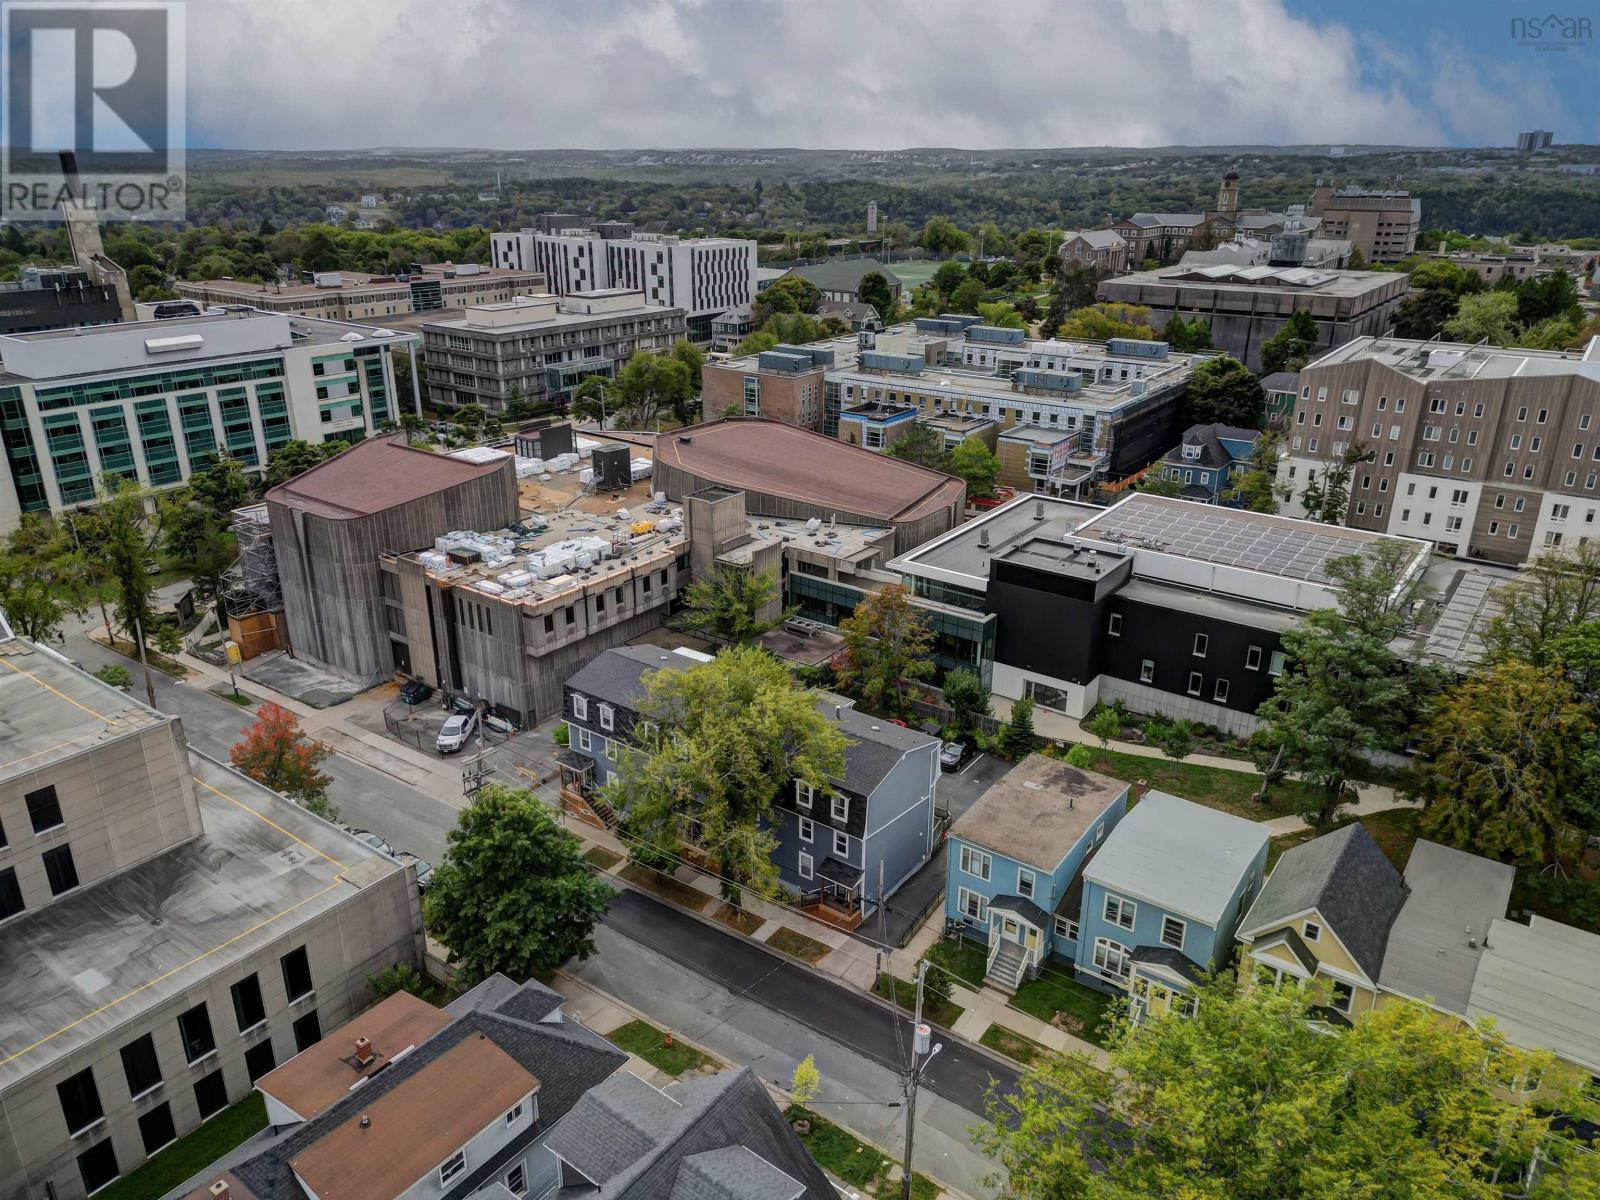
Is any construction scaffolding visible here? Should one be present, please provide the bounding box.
[225,504,283,617]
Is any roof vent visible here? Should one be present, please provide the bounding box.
[1033,500,1044,521]
[359,1114,372,1129]
[979,528,990,548]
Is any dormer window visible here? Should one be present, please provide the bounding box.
[598,704,614,732]
[571,694,588,721]
[1182,444,1201,461]
[831,794,850,822]
[795,781,813,810]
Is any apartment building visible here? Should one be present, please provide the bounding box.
[1277,334,1600,564]
[0,309,418,532]
[177,264,545,322]
[0,632,422,1200]
[1307,186,1422,262]
[420,291,686,414]
[493,228,757,342]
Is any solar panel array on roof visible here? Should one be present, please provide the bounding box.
[1079,498,1393,584]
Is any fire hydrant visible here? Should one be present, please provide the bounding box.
[664,1031,674,1048]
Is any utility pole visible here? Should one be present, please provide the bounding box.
[901,960,942,1200]
[131,616,157,708]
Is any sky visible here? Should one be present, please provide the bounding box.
[183,0,1599,151]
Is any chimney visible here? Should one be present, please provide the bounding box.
[355,1036,374,1065]
[208,1182,230,1200]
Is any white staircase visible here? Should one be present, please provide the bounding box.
[986,940,1028,993]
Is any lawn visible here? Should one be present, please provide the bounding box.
[1010,970,1118,1047]
[208,683,258,708]
[606,1019,720,1076]
[1081,748,1320,822]
[979,1023,1050,1067]
[583,845,623,870]
[783,1105,939,1200]
[709,901,766,935]
[1267,808,1422,872]
[886,260,942,287]
[97,635,189,678]
[766,926,832,963]
[92,1093,267,1200]
[926,935,987,987]
[873,972,964,1029]
[618,861,712,911]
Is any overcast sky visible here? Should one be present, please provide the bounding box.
[185,0,1597,151]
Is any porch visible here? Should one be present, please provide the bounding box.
[556,750,618,829]
[1128,945,1205,1023]
[800,856,866,931]
[984,895,1051,993]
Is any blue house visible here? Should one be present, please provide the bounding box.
[1158,423,1261,504]
[1076,790,1269,1018]
[560,648,939,928]
[944,755,1130,991]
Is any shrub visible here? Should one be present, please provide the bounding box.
[94,663,133,690]
[367,961,427,1000]
[553,723,569,747]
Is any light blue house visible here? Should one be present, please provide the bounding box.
[944,755,1130,991]
[1158,423,1261,505]
[1076,790,1269,1017]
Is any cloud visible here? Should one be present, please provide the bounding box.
[179,0,1559,150]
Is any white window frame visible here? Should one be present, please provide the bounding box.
[504,1100,524,1126]
[1107,612,1122,636]
[1213,678,1230,703]
[1017,868,1035,900]
[506,1164,528,1196]
[1092,937,1131,981]
[831,793,849,822]
[1160,915,1186,950]
[795,781,813,810]
[1139,659,1155,684]
[597,704,614,732]
[1187,671,1202,697]
[1302,920,1321,942]
[960,845,993,881]
[957,887,988,923]
[1055,917,1079,941]
[1268,650,1286,676]
[439,1149,467,1186]
[1329,980,1354,1015]
[832,830,849,857]
[1192,633,1208,657]
[570,693,588,720]
[798,816,814,843]
[1104,894,1136,930]
[799,852,814,880]
[575,727,592,753]
[1245,645,1262,671]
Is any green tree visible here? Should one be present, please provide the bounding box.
[570,375,616,425]
[1224,431,1287,513]
[153,622,183,659]
[930,261,967,299]
[299,226,341,273]
[789,1055,821,1105]
[999,696,1036,760]
[605,647,848,897]
[1252,543,1435,827]
[1055,302,1153,341]
[0,516,94,641]
[1160,314,1212,351]
[976,973,1595,1200]
[975,301,1026,331]
[918,216,968,255]
[1445,291,1520,344]
[945,437,1001,498]
[612,351,697,427]
[367,962,428,1001]
[187,455,253,522]
[1086,706,1121,749]
[423,784,616,985]
[679,564,793,644]
[857,270,894,317]
[942,667,990,732]
[265,439,345,487]
[1515,271,1581,325]
[670,338,705,395]
[949,277,985,314]
[1258,309,1319,375]
[1482,540,1600,666]
[754,274,820,323]
[86,476,159,643]
[1390,288,1461,340]
[1135,471,1186,498]
[1298,442,1370,525]
[836,584,935,715]
[1146,717,1194,761]
[94,663,133,690]
[1184,356,1264,428]
[1411,661,1592,866]
[886,422,947,469]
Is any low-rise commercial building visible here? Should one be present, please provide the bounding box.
[1308,185,1422,262]
[420,291,686,414]
[1095,264,1408,372]
[177,264,545,322]
[0,632,422,1200]
[0,309,418,531]
[0,266,122,334]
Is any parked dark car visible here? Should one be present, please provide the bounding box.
[345,828,395,857]
[399,679,433,705]
[939,740,966,772]
[395,851,434,893]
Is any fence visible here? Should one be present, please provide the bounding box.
[905,694,1003,737]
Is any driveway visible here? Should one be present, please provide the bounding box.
[936,751,1011,823]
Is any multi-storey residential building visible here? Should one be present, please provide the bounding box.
[1307,185,1421,262]
[560,646,938,928]
[177,264,545,322]
[0,309,418,531]
[702,322,1205,492]
[1277,334,1600,564]
[0,629,422,1200]
[1154,423,1261,503]
[420,292,687,414]
[493,228,757,343]
[1095,263,1407,372]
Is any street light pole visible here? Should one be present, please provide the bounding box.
[901,960,942,1200]
[131,616,157,708]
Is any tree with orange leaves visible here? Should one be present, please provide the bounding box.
[230,701,337,821]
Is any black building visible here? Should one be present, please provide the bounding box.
[0,268,121,334]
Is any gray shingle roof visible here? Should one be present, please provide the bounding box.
[788,258,896,295]
[229,980,627,1200]
[990,894,1051,928]
[547,1067,834,1200]
[1130,944,1206,985]
[565,645,689,710]
[1258,371,1301,394]
[1240,823,1405,981]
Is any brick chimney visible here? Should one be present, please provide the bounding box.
[208,1181,230,1200]
[354,1036,374,1065]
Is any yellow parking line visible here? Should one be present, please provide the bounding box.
[193,776,349,871]
[0,880,346,1069]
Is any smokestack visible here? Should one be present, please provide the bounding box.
[355,1036,374,1065]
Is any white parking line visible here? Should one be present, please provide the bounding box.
[957,752,984,777]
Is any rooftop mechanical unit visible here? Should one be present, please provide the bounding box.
[592,445,632,491]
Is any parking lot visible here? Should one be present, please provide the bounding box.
[937,750,1011,823]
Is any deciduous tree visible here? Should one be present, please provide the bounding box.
[942,667,990,732]
[1445,291,1520,344]
[886,422,947,469]
[1258,309,1318,374]
[265,439,346,487]
[1183,356,1264,428]
[1483,540,1600,666]
[679,564,792,644]
[422,784,616,985]
[857,270,894,318]
[1055,302,1153,342]
[836,584,935,715]
[945,437,1000,498]
[230,701,335,815]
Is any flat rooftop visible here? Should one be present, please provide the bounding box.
[1468,916,1600,1074]
[0,639,166,785]
[1073,493,1423,587]
[181,265,539,299]
[0,754,404,1089]
[655,419,966,525]
[888,493,1103,587]
[1104,265,1403,298]
[949,754,1127,873]
[266,434,510,520]
[715,514,895,569]
[1308,333,1600,380]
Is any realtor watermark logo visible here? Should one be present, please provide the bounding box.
[1511,13,1593,51]
[1,0,185,222]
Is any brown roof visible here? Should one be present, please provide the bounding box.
[257,992,454,1120]
[950,754,1128,872]
[290,1034,537,1200]
[655,419,965,524]
[182,1171,256,1200]
[265,434,509,519]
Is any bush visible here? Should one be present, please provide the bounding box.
[1064,743,1093,768]
[553,723,569,747]
[367,961,427,1000]
[1146,718,1195,761]
[94,663,133,690]
[999,696,1036,759]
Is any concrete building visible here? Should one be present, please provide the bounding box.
[0,310,419,532]
[1308,186,1422,262]
[1278,334,1600,564]
[1178,234,1352,271]
[702,322,1205,489]
[0,631,422,1200]
[493,228,757,343]
[1516,130,1554,152]
[0,266,122,334]
[419,292,686,414]
[266,435,521,686]
[1096,264,1408,372]
[178,264,545,323]
[652,418,965,555]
